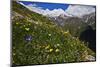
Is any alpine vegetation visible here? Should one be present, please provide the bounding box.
[12,1,96,66]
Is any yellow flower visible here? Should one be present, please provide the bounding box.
[64,31,68,34]
[64,30,69,35]
[25,28,30,31]
[13,53,16,56]
[45,45,50,49]
[48,34,51,36]
[49,49,53,52]
[16,22,19,25]
[55,49,59,52]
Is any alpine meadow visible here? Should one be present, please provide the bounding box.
[12,1,96,66]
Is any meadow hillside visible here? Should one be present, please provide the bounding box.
[12,1,95,66]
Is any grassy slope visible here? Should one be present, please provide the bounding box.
[12,1,95,65]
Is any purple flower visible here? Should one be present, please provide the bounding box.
[25,35,32,41]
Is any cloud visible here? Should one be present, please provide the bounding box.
[19,2,95,18]
[20,3,69,17]
[65,5,95,17]
[27,3,37,8]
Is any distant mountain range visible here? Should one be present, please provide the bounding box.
[49,12,96,26]
[13,1,96,37]
[19,2,95,18]
[18,1,96,37]
[12,1,96,65]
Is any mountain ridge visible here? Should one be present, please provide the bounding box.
[12,1,95,65]
[19,2,95,18]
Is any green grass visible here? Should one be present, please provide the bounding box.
[12,1,95,66]
[12,18,95,65]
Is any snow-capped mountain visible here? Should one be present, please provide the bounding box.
[19,2,96,27]
[19,2,73,18]
[19,2,95,18]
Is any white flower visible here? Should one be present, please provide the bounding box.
[57,44,60,46]
[48,34,51,36]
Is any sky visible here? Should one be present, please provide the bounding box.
[19,1,96,17]
[20,1,69,10]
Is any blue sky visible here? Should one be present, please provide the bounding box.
[19,1,95,17]
[20,1,69,10]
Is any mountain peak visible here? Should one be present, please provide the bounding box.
[19,2,72,18]
[19,2,95,18]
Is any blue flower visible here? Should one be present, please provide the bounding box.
[25,35,32,41]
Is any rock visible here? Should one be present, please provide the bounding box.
[85,55,95,61]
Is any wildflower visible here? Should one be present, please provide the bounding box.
[57,44,60,46]
[25,28,30,31]
[25,35,32,41]
[49,49,53,52]
[66,56,68,59]
[48,34,51,36]
[55,49,59,52]
[45,45,50,49]
[16,22,19,25]
[63,30,69,35]
[23,25,26,27]
[35,22,38,24]
[13,53,16,56]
